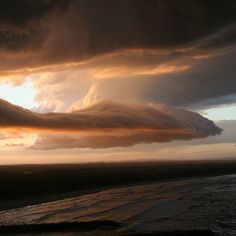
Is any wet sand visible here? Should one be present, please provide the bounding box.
[0,161,235,235]
[0,174,235,235]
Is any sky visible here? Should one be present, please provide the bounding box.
[0,0,236,164]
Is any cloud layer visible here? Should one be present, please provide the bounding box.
[0,99,221,132]
[1,0,236,113]
[0,99,221,149]
[1,0,236,74]
[85,48,236,109]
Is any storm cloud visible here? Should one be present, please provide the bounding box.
[78,46,236,109]
[1,1,236,111]
[0,99,222,149]
[32,129,218,150]
[0,0,70,52]
[0,1,235,162]
[1,0,236,73]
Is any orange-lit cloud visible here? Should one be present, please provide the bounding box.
[90,62,190,79]
[0,99,222,149]
[0,1,236,76]
[32,129,208,150]
[0,99,221,133]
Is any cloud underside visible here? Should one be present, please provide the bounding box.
[83,48,236,109]
[32,130,213,150]
[1,0,236,73]
[1,1,236,112]
[0,99,221,149]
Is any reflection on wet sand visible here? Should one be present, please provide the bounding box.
[0,174,235,235]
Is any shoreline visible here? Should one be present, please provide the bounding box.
[1,171,235,212]
[0,172,234,235]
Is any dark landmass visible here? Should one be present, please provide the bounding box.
[123,231,216,236]
[122,230,216,236]
[0,221,121,234]
[0,160,235,210]
[0,221,217,235]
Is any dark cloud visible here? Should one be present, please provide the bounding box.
[68,0,236,49]
[44,0,236,61]
[147,50,236,108]
[0,0,69,26]
[196,22,236,50]
[1,0,236,71]
[0,0,71,52]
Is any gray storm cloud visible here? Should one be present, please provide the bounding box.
[1,0,236,73]
[82,46,236,109]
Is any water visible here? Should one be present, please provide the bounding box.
[0,174,235,235]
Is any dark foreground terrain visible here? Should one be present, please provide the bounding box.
[0,160,236,211]
[0,222,217,235]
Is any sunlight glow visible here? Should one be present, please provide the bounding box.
[201,104,236,121]
[0,78,37,110]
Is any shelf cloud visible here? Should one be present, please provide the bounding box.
[0,99,222,149]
